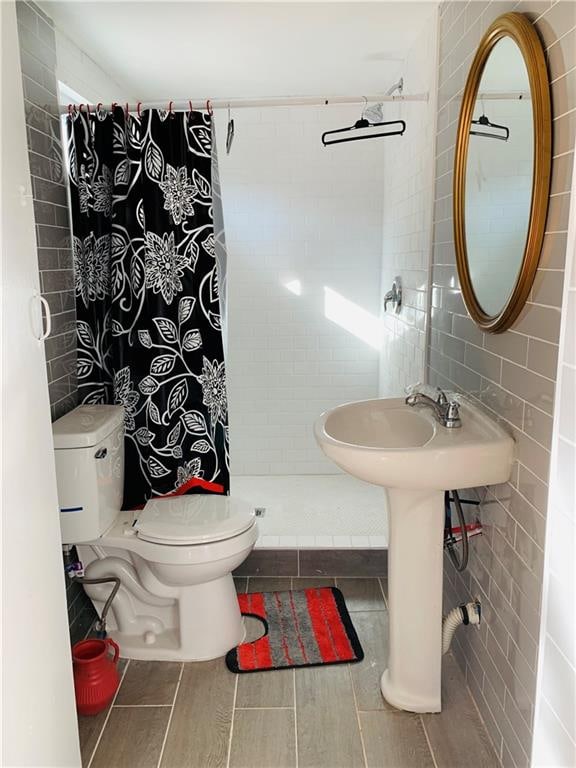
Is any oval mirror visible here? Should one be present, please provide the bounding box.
[453,13,551,333]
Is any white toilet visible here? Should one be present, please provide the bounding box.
[53,404,258,661]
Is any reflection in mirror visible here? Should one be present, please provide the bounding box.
[465,37,533,317]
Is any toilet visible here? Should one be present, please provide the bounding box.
[53,404,258,661]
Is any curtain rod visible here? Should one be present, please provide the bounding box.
[477,91,531,100]
[59,93,429,115]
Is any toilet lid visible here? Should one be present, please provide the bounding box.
[135,495,256,545]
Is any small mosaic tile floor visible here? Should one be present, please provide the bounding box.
[231,474,389,549]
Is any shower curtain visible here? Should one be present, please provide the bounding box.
[65,106,229,508]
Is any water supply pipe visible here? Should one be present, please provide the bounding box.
[72,576,120,637]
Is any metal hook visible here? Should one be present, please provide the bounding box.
[226,102,235,155]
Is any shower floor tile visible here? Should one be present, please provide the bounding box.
[231,473,388,545]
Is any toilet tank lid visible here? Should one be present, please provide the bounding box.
[52,405,124,449]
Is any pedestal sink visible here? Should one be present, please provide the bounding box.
[314,396,514,713]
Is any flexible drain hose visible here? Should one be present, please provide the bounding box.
[442,602,481,654]
[73,576,121,637]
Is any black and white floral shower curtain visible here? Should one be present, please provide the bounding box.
[66,106,229,508]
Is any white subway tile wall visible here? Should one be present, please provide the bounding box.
[379,20,438,397]
[431,2,575,766]
[215,106,385,475]
[54,27,133,105]
[532,143,576,764]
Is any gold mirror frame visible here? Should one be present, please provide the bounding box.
[453,12,551,333]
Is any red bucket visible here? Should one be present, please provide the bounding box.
[72,637,120,716]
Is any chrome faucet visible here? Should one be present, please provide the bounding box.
[405,388,462,429]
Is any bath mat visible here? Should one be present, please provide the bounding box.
[225,587,364,673]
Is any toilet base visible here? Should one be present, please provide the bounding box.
[102,574,246,662]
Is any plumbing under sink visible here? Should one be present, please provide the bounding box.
[314,393,514,713]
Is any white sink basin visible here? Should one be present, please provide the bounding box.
[314,394,515,714]
[315,396,514,490]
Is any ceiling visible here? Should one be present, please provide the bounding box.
[43,1,438,101]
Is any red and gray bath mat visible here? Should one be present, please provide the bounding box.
[225,587,364,673]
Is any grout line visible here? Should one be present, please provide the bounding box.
[460,657,505,765]
[86,658,131,768]
[293,669,299,768]
[348,664,368,768]
[155,662,184,768]
[226,672,239,768]
[420,715,440,768]
[234,706,295,711]
[114,703,173,708]
[377,577,388,609]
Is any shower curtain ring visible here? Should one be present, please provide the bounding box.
[189,100,193,115]
[67,103,72,118]
[206,99,213,116]
[137,101,142,117]
[125,102,129,118]
[168,100,173,115]
[111,102,117,115]
[78,103,84,113]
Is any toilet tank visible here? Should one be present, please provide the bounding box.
[52,405,125,544]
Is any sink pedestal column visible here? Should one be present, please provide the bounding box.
[381,487,444,713]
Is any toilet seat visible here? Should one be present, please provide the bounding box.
[134,495,255,546]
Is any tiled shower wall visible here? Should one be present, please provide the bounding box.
[16,1,96,644]
[430,2,575,766]
[217,107,384,475]
[16,1,77,423]
[379,15,438,397]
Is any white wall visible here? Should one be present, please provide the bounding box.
[379,18,438,398]
[532,149,576,768]
[215,106,384,475]
[54,26,133,103]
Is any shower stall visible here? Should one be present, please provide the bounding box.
[216,104,391,549]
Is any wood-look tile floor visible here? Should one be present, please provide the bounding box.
[78,577,499,768]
